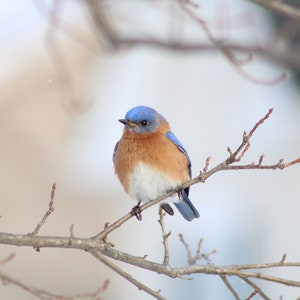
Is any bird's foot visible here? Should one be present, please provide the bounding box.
[131,201,142,221]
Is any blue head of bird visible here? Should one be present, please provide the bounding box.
[119,105,165,134]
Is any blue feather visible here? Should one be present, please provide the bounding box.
[174,190,200,221]
[166,132,199,221]
[166,131,192,178]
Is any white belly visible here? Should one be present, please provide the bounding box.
[128,162,180,202]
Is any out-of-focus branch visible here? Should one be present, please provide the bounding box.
[247,0,300,20]
[35,0,300,94]
[86,0,120,48]
[0,269,109,300]
[84,0,297,79]
[177,0,287,85]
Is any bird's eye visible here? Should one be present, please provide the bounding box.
[140,120,148,126]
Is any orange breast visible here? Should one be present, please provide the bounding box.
[114,122,190,193]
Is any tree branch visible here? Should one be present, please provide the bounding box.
[177,0,287,85]
[0,269,109,300]
[91,108,300,245]
[220,275,241,300]
[90,250,167,300]
[30,183,56,237]
[158,208,171,265]
[247,0,300,20]
[1,234,300,290]
[1,108,300,299]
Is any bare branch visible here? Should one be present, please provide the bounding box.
[102,246,300,289]
[1,107,299,299]
[158,208,171,265]
[177,0,287,85]
[178,234,196,266]
[202,156,211,173]
[86,0,120,48]
[90,250,167,300]
[0,269,109,300]
[1,230,300,299]
[179,235,216,266]
[133,108,299,217]
[33,0,95,112]
[1,232,300,288]
[247,0,300,20]
[30,183,56,237]
[241,276,271,300]
[228,108,273,163]
[0,253,15,265]
[91,108,300,246]
[220,275,240,300]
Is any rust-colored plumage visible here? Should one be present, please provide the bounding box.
[114,121,190,193]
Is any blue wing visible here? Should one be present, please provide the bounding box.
[166,131,191,178]
[166,131,200,221]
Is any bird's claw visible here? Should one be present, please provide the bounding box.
[131,201,142,221]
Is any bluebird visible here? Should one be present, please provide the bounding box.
[113,105,200,221]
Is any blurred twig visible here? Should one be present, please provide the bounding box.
[247,0,300,20]
[0,269,109,300]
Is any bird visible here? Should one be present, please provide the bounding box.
[113,105,200,221]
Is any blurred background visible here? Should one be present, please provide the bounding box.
[1,1,300,299]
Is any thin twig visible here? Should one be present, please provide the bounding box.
[245,289,259,300]
[177,0,287,85]
[196,237,204,256]
[86,0,119,48]
[179,235,216,265]
[0,269,109,300]
[220,275,240,300]
[247,0,300,20]
[178,234,196,265]
[158,208,171,265]
[228,108,273,163]
[0,253,15,265]
[34,0,98,52]
[30,183,56,237]
[241,276,271,300]
[203,157,211,173]
[90,249,167,300]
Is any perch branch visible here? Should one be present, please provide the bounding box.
[93,108,300,241]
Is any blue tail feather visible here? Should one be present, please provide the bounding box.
[174,190,200,221]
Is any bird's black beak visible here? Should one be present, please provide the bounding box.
[119,119,129,125]
[119,119,136,128]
